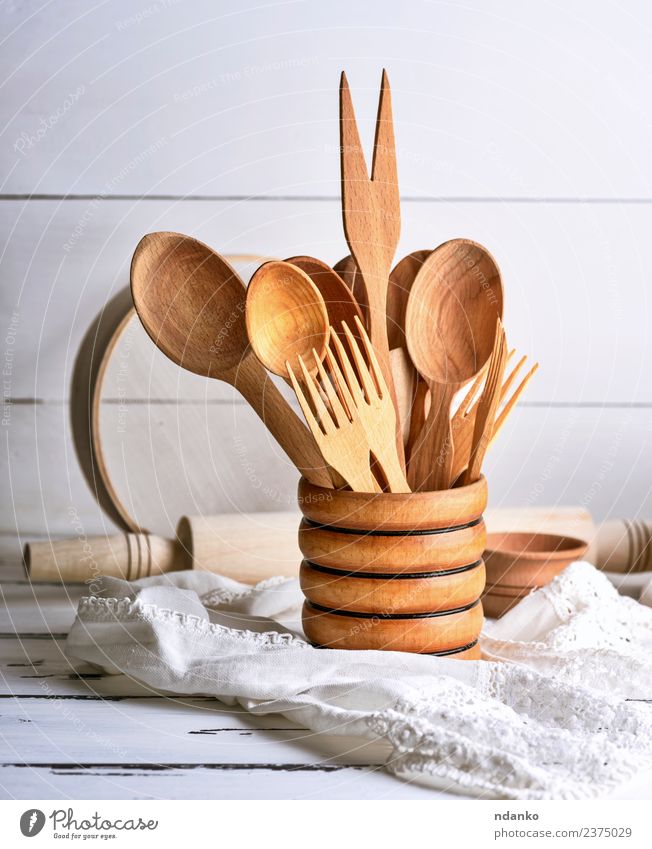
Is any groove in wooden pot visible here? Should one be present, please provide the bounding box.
[302,600,484,654]
[300,559,486,614]
[298,518,486,573]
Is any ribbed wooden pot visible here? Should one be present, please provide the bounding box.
[298,476,488,657]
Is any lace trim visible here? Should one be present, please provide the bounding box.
[368,676,652,800]
[77,596,308,649]
[200,575,288,607]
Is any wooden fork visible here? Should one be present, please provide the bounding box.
[340,69,405,470]
[287,353,380,493]
[449,347,538,486]
[327,317,410,493]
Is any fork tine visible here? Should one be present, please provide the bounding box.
[499,353,527,404]
[324,343,357,416]
[371,69,398,192]
[313,347,350,427]
[287,360,322,436]
[456,367,488,420]
[340,72,370,185]
[493,361,539,437]
[297,354,335,434]
[460,349,516,420]
[342,319,379,402]
[328,325,366,404]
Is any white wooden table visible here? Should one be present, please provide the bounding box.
[3,554,652,801]
[0,558,451,800]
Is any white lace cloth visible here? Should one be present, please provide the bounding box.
[66,561,652,800]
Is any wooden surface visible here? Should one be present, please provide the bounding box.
[0,554,452,800]
[3,504,652,800]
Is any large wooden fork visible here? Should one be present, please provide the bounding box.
[340,69,405,470]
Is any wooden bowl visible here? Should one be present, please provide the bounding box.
[483,531,588,617]
[297,477,487,655]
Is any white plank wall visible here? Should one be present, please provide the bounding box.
[2,0,652,541]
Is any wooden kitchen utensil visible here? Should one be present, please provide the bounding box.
[287,351,380,493]
[405,239,504,491]
[245,259,330,378]
[26,511,303,585]
[72,255,281,536]
[285,255,366,339]
[340,70,404,468]
[298,475,487,655]
[327,318,410,493]
[461,319,508,486]
[388,250,431,446]
[130,233,331,488]
[450,353,539,484]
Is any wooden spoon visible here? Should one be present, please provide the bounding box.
[285,255,366,341]
[387,249,431,448]
[130,232,332,488]
[245,260,330,378]
[334,255,367,319]
[405,239,504,491]
[387,250,431,351]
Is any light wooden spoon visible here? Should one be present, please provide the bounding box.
[245,260,330,378]
[405,239,504,491]
[387,249,431,449]
[285,255,366,341]
[130,232,332,488]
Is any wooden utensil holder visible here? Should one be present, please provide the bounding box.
[298,476,487,657]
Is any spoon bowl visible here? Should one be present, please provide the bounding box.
[246,260,330,377]
[286,255,365,340]
[406,239,504,490]
[130,232,332,487]
[131,231,250,379]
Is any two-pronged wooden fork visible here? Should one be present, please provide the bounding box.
[449,344,539,486]
[286,317,410,494]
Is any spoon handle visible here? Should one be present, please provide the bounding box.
[407,382,455,491]
[232,356,333,488]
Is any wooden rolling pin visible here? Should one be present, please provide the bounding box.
[24,511,652,584]
[25,512,302,585]
[586,519,652,574]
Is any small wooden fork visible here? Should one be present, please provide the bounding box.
[449,345,538,486]
[287,351,380,493]
[327,317,410,493]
